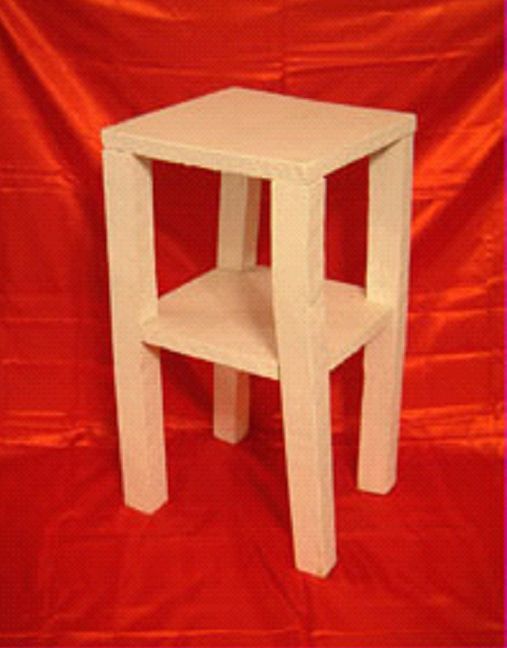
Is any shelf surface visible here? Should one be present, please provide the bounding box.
[142,267,390,380]
[102,87,416,182]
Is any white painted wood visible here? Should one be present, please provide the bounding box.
[102,87,416,183]
[103,149,168,513]
[271,178,336,577]
[141,267,390,380]
[102,88,417,576]
[214,174,261,443]
[216,174,261,270]
[358,136,414,494]
[213,366,250,444]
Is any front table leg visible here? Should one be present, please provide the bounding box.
[271,178,337,577]
[103,149,168,513]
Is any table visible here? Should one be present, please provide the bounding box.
[102,87,416,577]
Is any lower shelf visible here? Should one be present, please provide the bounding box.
[142,266,391,380]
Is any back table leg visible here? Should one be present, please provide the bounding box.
[213,173,261,444]
[103,149,168,513]
[358,136,414,494]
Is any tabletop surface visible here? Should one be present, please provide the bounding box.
[102,87,416,180]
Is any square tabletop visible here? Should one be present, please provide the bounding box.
[102,87,416,182]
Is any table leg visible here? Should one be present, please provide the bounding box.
[358,136,414,493]
[103,149,168,512]
[214,173,261,443]
[271,178,337,577]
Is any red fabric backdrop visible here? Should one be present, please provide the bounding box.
[0,1,504,646]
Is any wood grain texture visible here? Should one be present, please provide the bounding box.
[103,149,168,513]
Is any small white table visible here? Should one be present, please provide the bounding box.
[102,87,416,577]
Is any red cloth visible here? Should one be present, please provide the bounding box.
[0,1,503,645]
